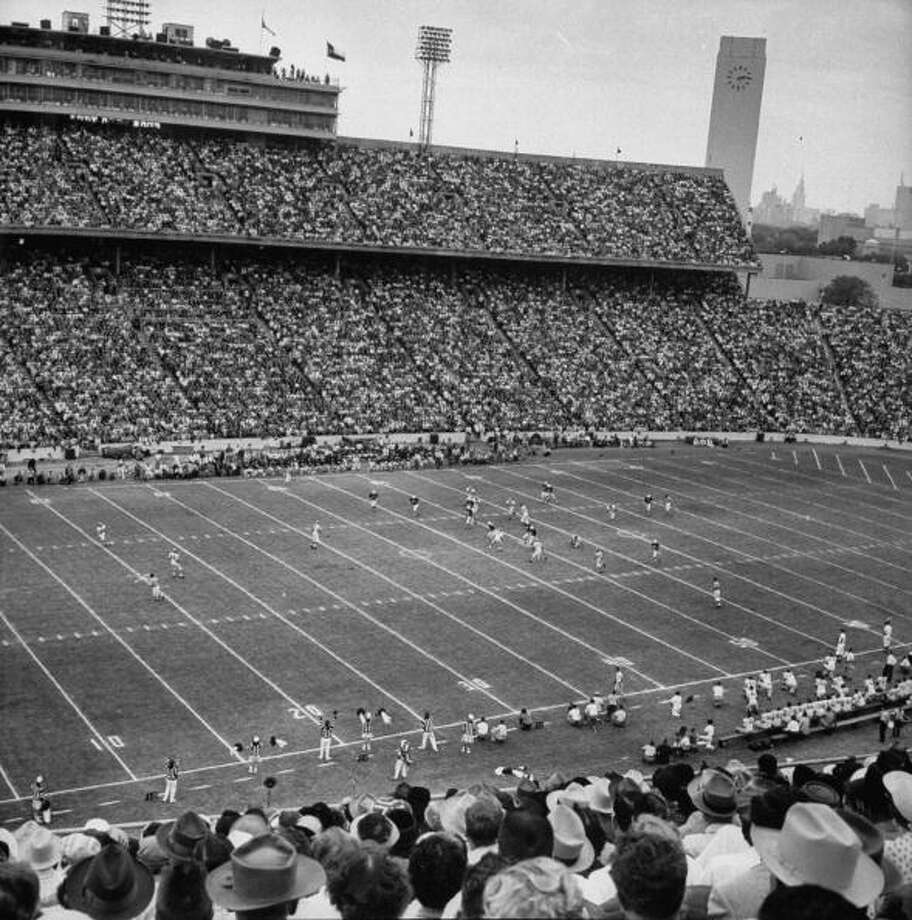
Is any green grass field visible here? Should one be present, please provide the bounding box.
[1,442,911,829]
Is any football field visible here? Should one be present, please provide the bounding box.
[1,442,911,828]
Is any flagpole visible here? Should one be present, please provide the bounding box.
[259,9,264,54]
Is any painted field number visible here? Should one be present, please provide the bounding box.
[457,677,491,691]
[729,637,759,649]
[107,735,125,748]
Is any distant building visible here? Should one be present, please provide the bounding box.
[862,178,911,231]
[818,213,869,246]
[865,203,896,228]
[754,176,819,227]
[705,36,766,221]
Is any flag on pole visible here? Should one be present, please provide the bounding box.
[261,16,276,36]
[326,41,346,61]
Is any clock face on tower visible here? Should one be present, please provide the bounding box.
[726,63,753,92]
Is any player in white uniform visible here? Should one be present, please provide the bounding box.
[540,482,555,504]
[670,692,682,718]
[505,497,516,518]
[310,522,321,550]
[368,489,379,511]
[464,498,477,527]
[168,549,184,579]
[393,739,413,780]
[460,715,476,754]
[568,534,582,549]
[835,629,847,660]
[410,496,421,518]
[758,670,773,701]
[162,757,179,803]
[711,577,722,609]
[664,494,673,514]
[607,503,617,521]
[247,736,262,774]
[96,522,108,544]
[644,493,654,515]
[782,669,798,695]
[148,573,163,601]
[613,667,624,696]
[357,708,373,758]
[529,536,544,563]
[650,538,661,562]
[486,523,504,551]
[594,549,605,572]
[712,680,725,707]
[519,504,531,527]
[883,619,893,651]
[318,713,336,762]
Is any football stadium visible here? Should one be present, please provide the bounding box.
[0,3,911,917]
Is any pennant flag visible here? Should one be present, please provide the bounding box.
[616,147,622,155]
[261,16,276,36]
[326,41,346,61]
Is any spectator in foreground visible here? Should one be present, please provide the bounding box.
[405,832,468,918]
[58,842,156,919]
[751,803,884,912]
[325,843,412,920]
[599,814,688,919]
[206,834,325,919]
[0,860,40,920]
[483,856,586,918]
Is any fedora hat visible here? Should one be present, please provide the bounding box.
[62,842,155,920]
[687,770,737,819]
[156,811,210,862]
[349,812,400,850]
[547,803,595,874]
[752,803,884,908]
[206,833,325,911]
[884,771,912,824]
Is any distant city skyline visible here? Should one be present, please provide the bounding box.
[5,0,910,215]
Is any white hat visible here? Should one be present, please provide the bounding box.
[884,771,912,824]
[752,803,883,908]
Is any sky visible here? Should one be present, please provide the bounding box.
[8,0,911,214]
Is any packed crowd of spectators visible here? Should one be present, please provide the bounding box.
[1,251,910,450]
[6,743,912,918]
[0,121,755,265]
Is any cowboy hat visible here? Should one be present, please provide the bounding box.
[752,803,884,908]
[15,821,61,870]
[156,811,210,862]
[61,843,155,920]
[585,778,614,815]
[547,803,595,874]
[205,833,325,911]
[884,771,912,824]
[546,782,591,813]
[687,770,737,819]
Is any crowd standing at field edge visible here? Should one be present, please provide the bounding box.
[6,745,912,918]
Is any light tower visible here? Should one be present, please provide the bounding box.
[105,0,151,38]
[415,25,452,148]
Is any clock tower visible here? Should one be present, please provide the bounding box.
[705,36,766,222]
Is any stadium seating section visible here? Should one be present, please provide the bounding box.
[0,250,910,449]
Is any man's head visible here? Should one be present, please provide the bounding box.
[465,798,504,849]
[482,856,584,919]
[326,844,412,920]
[408,832,468,911]
[497,808,553,863]
[609,815,687,920]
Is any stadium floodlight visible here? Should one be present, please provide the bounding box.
[415,25,452,147]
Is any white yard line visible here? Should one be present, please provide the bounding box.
[593,459,912,589]
[323,475,729,680]
[271,484,628,693]
[10,507,245,764]
[0,608,137,781]
[556,462,912,607]
[92,488,347,743]
[196,482,517,713]
[409,469,827,655]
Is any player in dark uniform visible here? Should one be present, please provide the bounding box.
[368,489,379,510]
[357,708,374,759]
[644,494,654,515]
[409,495,421,518]
[651,538,661,562]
